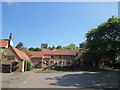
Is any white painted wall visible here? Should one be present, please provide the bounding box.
[22,61,24,72]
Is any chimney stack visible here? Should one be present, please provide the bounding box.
[8,33,14,47]
[9,33,13,41]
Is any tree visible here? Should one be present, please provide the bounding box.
[56,45,62,49]
[28,47,34,51]
[26,61,33,71]
[85,16,120,68]
[0,49,4,61]
[48,46,52,49]
[28,47,41,51]
[63,43,79,49]
[0,48,4,54]
[15,42,24,50]
[79,41,88,49]
[34,47,41,51]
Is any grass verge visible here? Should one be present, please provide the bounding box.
[36,69,64,72]
[36,69,80,72]
[102,67,120,71]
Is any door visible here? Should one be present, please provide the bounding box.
[2,64,11,73]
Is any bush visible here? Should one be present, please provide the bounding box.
[26,61,32,71]
[116,55,120,64]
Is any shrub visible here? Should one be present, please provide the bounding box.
[116,55,120,64]
[26,61,32,71]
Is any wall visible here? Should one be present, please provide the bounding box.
[30,58,42,67]
[42,55,75,68]
[1,48,23,72]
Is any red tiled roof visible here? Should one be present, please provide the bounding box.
[22,48,32,58]
[42,49,79,55]
[29,51,43,58]
[75,49,87,59]
[44,55,51,58]
[10,46,30,61]
[25,49,79,59]
[0,39,9,48]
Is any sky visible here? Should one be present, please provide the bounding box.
[2,2,118,48]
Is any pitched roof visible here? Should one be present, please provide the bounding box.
[42,49,79,55]
[29,51,43,58]
[0,39,9,48]
[10,46,30,61]
[22,48,32,58]
[75,49,87,59]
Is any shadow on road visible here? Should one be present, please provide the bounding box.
[46,71,119,89]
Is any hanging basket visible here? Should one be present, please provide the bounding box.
[40,60,43,63]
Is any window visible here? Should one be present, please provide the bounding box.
[51,55,54,58]
[59,55,62,59]
[7,56,15,60]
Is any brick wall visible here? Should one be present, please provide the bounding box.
[42,55,75,68]
[31,58,42,67]
[1,48,23,72]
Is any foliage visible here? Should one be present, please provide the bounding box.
[0,48,4,54]
[12,62,19,72]
[28,47,41,51]
[62,43,79,49]
[26,61,33,71]
[56,45,62,49]
[36,68,78,72]
[79,41,88,49]
[53,63,61,67]
[84,16,120,67]
[36,69,63,72]
[15,42,24,50]
[116,55,120,64]
[0,49,4,61]
[103,67,120,71]
[48,43,79,50]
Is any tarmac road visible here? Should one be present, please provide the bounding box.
[19,70,119,89]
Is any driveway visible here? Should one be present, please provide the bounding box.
[1,69,119,89]
[2,71,31,88]
[19,70,119,89]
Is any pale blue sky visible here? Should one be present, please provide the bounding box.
[2,2,118,48]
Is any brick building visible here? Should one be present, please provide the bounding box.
[0,34,30,73]
[22,48,79,68]
[1,46,30,73]
[1,33,86,72]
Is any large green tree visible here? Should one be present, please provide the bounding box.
[28,47,41,51]
[62,43,79,49]
[56,45,62,49]
[15,42,24,50]
[85,16,120,67]
[79,41,88,49]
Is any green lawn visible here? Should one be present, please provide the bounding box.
[36,67,120,72]
[36,69,64,72]
[103,67,120,71]
[36,69,79,72]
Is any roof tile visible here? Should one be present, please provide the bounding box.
[10,46,30,61]
[0,39,9,48]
